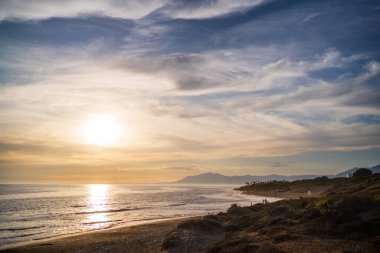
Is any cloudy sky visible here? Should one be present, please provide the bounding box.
[0,0,379,183]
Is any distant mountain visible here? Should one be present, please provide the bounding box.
[176,164,380,184]
[334,167,360,178]
[334,164,380,177]
[371,164,380,174]
[176,173,231,184]
[176,172,321,185]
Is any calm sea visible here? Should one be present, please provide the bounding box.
[0,184,276,248]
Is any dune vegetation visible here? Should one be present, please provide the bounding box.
[161,172,380,253]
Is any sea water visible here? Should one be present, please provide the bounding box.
[0,184,276,248]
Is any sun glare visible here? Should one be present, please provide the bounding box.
[85,184,110,228]
[82,114,122,146]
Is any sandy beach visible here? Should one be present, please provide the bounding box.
[0,191,299,253]
[0,218,191,253]
[0,190,308,253]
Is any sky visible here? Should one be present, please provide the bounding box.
[0,0,380,183]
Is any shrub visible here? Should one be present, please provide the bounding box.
[227,203,251,216]
[353,168,372,178]
[161,233,182,249]
[177,217,221,231]
[314,199,334,215]
[315,176,328,181]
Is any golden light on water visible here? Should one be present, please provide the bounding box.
[89,184,109,199]
[82,115,122,146]
[85,184,110,228]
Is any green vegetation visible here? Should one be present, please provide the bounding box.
[237,176,344,192]
[162,173,380,252]
[313,199,334,215]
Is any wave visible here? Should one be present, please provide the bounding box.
[75,207,145,215]
[70,205,87,208]
[0,231,44,240]
[82,219,123,225]
[169,203,186,207]
[0,225,45,232]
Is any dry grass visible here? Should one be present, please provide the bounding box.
[163,174,380,253]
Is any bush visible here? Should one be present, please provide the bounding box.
[314,199,334,215]
[161,233,182,249]
[353,168,372,178]
[177,217,222,231]
[315,176,328,181]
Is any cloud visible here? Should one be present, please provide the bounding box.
[162,0,267,19]
[145,99,217,118]
[1,0,380,181]
[113,52,240,91]
[0,0,267,22]
[301,12,321,23]
[343,115,380,125]
[271,162,290,167]
[160,166,200,171]
[0,0,166,21]
[2,41,379,161]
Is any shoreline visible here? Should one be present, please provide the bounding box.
[0,191,290,252]
[2,176,378,253]
[0,191,280,252]
[0,215,201,251]
[0,189,278,251]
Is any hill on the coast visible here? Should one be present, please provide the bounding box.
[162,171,380,252]
[176,164,380,184]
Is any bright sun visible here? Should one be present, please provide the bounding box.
[82,114,122,146]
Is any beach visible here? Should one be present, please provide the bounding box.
[2,174,380,253]
[0,184,272,251]
[0,218,187,253]
[0,191,294,253]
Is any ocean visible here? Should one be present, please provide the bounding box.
[0,184,276,248]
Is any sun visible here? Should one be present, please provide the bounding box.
[82,114,122,146]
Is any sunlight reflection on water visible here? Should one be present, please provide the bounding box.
[85,184,110,228]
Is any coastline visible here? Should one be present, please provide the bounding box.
[2,175,379,253]
[0,190,283,252]
[0,215,204,252]
[0,184,255,251]
[0,216,197,252]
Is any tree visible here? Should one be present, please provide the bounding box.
[353,168,372,177]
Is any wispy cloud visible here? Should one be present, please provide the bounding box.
[301,12,321,23]
[0,0,166,21]
[1,42,379,160]
[161,0,267,19]
[271,162,290,167]
[0,0,379,182]
[160,166,201,171]
[0,0,267,22]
